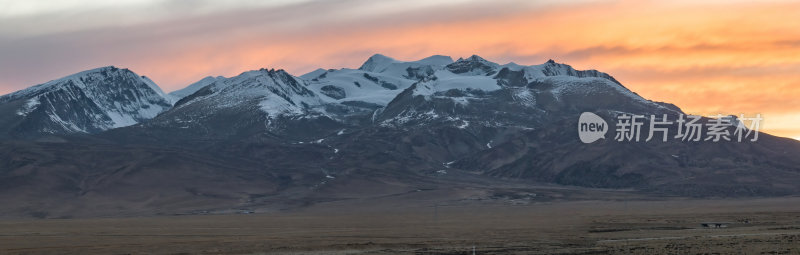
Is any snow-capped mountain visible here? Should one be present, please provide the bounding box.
[168,75,225,99]
[301,54,454,107]
[375,55,674,129]
[142,53,673,140]
[3,54,800,219]
[0,66,173,137]
[298,54,453,124]
[143,68,332,139]
[300,53,668,127]
[0,54,671,140]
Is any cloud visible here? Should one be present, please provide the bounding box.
[0,0,554,93]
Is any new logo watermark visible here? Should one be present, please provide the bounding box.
[578,112,608,143]
[578,112,762,144]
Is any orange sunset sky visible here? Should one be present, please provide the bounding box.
[1,0,798,140]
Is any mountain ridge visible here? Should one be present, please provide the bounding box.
[1,54,798,218]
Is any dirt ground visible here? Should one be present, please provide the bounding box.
[1,197,799,254]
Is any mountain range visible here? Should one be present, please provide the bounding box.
[1,54,799,218]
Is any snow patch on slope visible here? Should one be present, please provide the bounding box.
[16,97,40,116]
[412,70,502,97]
[305,68,415,105]
[544,76,653,106]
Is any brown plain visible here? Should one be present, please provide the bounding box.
[1,197,800,254]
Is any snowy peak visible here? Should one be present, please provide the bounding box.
[358,54,398,72]
[168,67,321,119]
[231,68,311,96]
[537,60,621,84]
[304,55,456,108]
[300,68,329,80]
[446,55,500,75]
[0,66,173,136]
[491,59,622,87]
[299,53,650,122]
[413,55,454,66]
[169,75,225,99]
[376,55,674,128]
[466,55,489,62]
[358,54,454,74]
